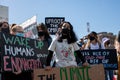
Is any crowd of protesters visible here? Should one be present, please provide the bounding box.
[0,20,120,80]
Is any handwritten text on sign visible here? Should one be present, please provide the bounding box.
[80,49,118,70]
[0,32,49,72]
[45,17,65,35]
[34,64,105,80]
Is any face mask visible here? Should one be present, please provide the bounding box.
[62,28,70,35]
[16,33,24,37]
[89,36,95,41]
[38,32,45,37]
[62,34,68,39]
[1,28,10,34]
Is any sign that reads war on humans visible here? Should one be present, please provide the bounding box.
[80,49,118,70]
[0,32,49,72]
[45,17,65,35]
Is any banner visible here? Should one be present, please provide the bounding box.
[80,49,118,70]
[33,64,105,80]
[19,16,38,39]
[45,17,65,35]
[0,32,49,72]
[0,5,8,22]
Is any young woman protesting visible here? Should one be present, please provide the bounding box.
[45,21,88,69]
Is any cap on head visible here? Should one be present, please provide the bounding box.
[102,37,110,44]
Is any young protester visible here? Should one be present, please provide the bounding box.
[77,38,86,50]
[84,32,113,80]
[1,24,32,80]
[102,37,114,80]
[37,23,52,47]
[85,31,103,49]
[36,23,52,68]
[114,31,120,80]
[45,21,88,69]
[0,21,11,80]
[10,25,24,37]
[102,37,111,49]
[0,21,10,33]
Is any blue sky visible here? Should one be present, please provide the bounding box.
[1,0,120,39]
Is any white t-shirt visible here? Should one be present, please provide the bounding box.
[90,43,100,49]
[48,39,79,67]
[85,42,104,50]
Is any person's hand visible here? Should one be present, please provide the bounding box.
[45,66,52,71]
[82,62,89,67]
[13,69,22,75]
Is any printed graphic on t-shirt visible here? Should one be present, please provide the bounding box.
[61,46,73,61]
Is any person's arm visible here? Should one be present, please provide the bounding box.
[75,50,86,64]
[75,50,89,67]
[46,50,54,66]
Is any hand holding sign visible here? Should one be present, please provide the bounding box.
[45,66,52,71]
[82,62,89,67]
[13,68,22,75]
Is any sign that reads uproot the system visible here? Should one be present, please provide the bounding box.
[45,17,65,35]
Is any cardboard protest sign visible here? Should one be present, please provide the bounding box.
[33,64,105,80]
[45,17,65,35]
[0,32,49,72]
[80,49,118,70]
